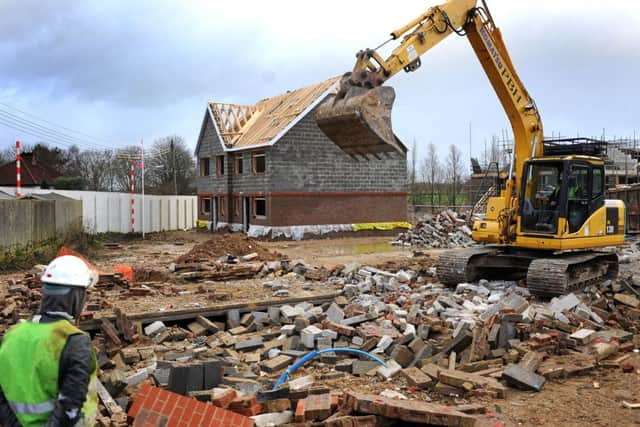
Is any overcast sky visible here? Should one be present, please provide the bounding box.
[0,0,638,168]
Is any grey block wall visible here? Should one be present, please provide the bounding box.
[195,108,407,194]
[268,112,406,192]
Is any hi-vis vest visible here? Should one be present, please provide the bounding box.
[0,319,98,427]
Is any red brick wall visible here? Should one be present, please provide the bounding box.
[268,192,407,226]
[198,191,407,226]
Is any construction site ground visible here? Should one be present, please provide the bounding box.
[1,230,639,426]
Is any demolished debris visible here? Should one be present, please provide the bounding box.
[391,210,474,248]
[3,236,640,426]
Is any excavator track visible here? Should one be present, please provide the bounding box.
[436,248,496,286]
[437,247,619,298]
[526,252,618,297]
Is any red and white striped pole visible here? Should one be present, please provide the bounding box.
[130,160,135,233]
[15,141,21,198]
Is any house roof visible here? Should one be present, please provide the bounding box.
[0,153,61,186]
[200,77,340,153]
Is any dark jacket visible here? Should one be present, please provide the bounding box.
[0,289,94,427]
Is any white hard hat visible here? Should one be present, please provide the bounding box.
[41,255,98,289]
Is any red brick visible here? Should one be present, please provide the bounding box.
[295,399,306,422]
[305,393,332,421]
[210,389,237,408]
[129,386,253,427]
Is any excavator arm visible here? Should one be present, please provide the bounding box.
[316,0,543,241]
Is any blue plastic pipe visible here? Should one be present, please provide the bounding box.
[272,347,386,390]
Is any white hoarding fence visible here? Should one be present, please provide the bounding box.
[0,187,197,234]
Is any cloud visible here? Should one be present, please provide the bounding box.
[0,0,637,163]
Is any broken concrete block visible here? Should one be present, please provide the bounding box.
[614,293,640,308]
[502,294,529,313]
[373,335,393,353]
[261,355,292,373]
[227,309,241,328]
[352,360,380,376]
[280,305,303,319]
[252,411,293,427]
[304,393,332,421]
[377,360,402,380]
[235,336,264,351]
[390,345,414,368]
[570,328,596,345]
[401,367,433,389]
[440,330,473,355]
[550,293,581,314]
[503,364,545,392]
[294,317,310,332]
[326,303,345,323]
[438,369,507,398]
[301,325,323,349]
[289,375,314,391]
[187,321,208,337]
[143,320,166,336]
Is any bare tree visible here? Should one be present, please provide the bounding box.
[79,149,115,191]
[113,146,142,192]
[146,136,196,195]
[408,139,418,204]
[421,142,440,206]
[446,144,464,206]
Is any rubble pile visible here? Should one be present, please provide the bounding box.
[87,258,639,426]
[3,240,640,425]
[0,267,131,334]
[176,233,283,264]
[392,210,474,248]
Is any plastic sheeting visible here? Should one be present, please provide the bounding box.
[352,221,412,231]
[247,224,352,240]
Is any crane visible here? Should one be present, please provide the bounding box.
[315,0,625,296]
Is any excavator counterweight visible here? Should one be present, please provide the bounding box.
[315,84,403,157]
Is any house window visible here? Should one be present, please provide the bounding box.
[216,155,225,176]
[234,154,243,175]
[253,197,266,218]
[252,152,266,175]
[234,196,241,216]
[219,196,226,217]
[201,198,211,215]
[199,158,210,176]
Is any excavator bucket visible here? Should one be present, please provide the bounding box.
[315,85,404,157]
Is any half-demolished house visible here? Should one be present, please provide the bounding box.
[195,77,408,237]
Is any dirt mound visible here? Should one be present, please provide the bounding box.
[176,233,282,264]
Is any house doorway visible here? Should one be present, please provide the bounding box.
[242,197,250,233]
[212,197,219,231]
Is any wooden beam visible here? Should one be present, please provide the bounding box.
[80,292,339,331]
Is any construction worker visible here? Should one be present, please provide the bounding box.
[0,255,99,427]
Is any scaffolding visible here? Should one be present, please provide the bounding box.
[469,131,640,205]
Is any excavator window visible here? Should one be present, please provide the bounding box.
[567,165,590,233]
[520,162,563,234]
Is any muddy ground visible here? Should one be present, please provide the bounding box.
[3,229,639,426]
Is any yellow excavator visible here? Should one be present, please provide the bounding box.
[316,0,625,297]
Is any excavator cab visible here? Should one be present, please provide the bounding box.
[519,157,605,237]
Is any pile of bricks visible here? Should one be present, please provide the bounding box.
[391,210,473,248]
[6,246,640,426]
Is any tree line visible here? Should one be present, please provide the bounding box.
[408,141,470,206]
[0,136,196,195]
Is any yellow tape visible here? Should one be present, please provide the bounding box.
[197,220,209,228]
[352,222,412,231]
